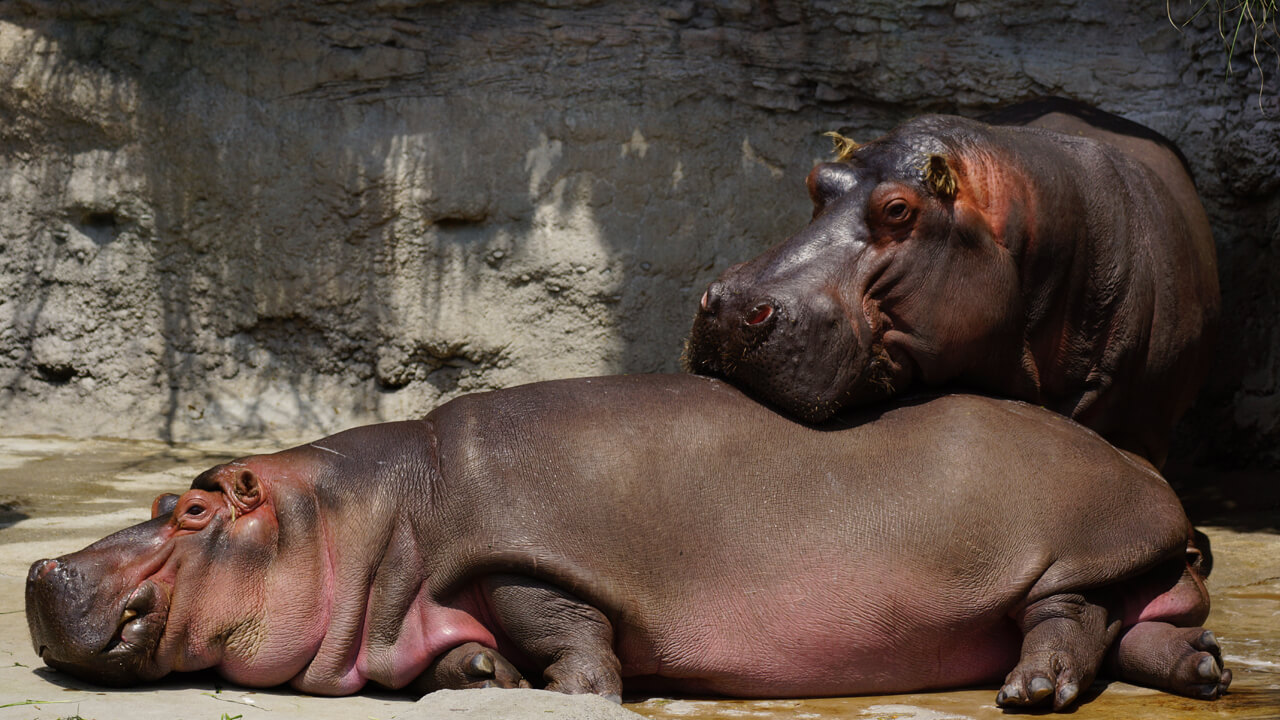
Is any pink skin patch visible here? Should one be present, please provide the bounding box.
[950,148,1035,249]
[616,571,1021,697]
[373,600,499,689]
[1136,564,1210,626]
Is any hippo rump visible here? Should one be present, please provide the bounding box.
[684,98,1220,468]
[27,374,1229,710]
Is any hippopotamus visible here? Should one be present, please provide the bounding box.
[684,98,1220,468]
[26,374,1229,710]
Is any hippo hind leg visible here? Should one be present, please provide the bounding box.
[1103,556,1230,699]
[1105,622,1231,699]
[997,592,1120,711]
[483,574,623,702]
[412,642,531,693]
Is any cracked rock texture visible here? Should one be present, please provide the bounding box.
[0,1,1277,466]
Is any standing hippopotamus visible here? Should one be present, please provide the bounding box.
[27,375,1228,710]
[684,99,1220,467]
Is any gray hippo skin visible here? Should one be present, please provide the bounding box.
[27,374,1228,710]
[684,98,1220,468]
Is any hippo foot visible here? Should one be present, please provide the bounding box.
[1106,622,1231,700]
[996,651,1087,711]
[997,595,1116,711]
[414,642,530,693]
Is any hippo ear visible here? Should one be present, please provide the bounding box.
[806,162,859,216]
[225,469,266,513]
[151,493,180,519]
[923,154,958,200]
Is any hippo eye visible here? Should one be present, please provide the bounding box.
[174,495,215,531]
[884,199,911,220]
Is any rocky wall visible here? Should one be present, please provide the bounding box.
[0,1,1276,466]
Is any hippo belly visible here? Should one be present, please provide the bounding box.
[612,565,1023,697]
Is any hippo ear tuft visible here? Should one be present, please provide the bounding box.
[923,154,958,200]
[823,131,860,162]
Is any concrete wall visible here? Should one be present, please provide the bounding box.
[1,1,1277,466]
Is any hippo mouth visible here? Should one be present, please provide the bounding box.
[35,576,172,686]
[103,579,169,656]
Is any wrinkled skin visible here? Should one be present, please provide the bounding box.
[684,99,1220,468]
[28,375,1229,709]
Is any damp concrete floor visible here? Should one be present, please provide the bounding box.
[0,435,1277,720]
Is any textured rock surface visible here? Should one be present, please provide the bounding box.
[0,1,1276,464]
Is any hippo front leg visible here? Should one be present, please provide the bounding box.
[997,593,1121,711]
[483,574,623,702]
[412,642,530,693]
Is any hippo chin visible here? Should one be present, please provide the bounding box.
[27,374,1228,709]
[683,98,1219,468]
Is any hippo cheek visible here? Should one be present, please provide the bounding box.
[169,487,326,687]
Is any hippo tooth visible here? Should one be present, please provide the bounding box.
[120,608,138,624]
[121,617,148,645]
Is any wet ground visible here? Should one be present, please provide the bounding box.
[0,436,1277,720]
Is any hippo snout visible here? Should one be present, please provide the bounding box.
[686,280,787,384]
[25,515,182,687]
[27,553,159,686]
[687,272,881,423]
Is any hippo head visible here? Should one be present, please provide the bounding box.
[685,117,1030,422]
[26,448,334,688]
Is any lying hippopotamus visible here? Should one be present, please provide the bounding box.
[684,98,1220,468]
[27,374,1228,709]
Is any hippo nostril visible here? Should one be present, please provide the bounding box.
[745,304,774,326]
[28,558,57,582]
[700,282,727,315]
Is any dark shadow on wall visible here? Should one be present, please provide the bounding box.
[1168,462,1280,533]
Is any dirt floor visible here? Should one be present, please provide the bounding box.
[1,436,1277,720]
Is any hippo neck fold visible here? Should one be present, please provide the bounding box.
[287,420,496,695]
